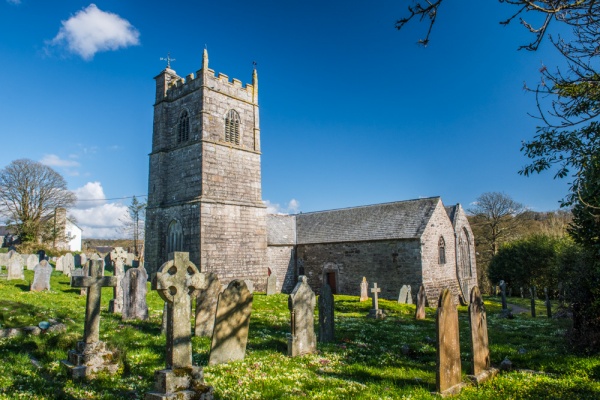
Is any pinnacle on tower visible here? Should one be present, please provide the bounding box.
[202,48,209,70]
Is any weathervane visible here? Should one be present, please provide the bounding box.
[160,52,176,69]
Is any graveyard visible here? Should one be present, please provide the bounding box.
[0,256,599,399]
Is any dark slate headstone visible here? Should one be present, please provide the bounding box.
[74,254,82,267]
[147,252,214,399]
[436,289,463,395]
[208,280,253,365]
[30,260,52,292]
[195,272,221,337]
[37,250,46,262]
[359,277,369,302]
[287,276,317,357]
[468,286,491,379]
[121,266,149,321]
[499,280,507,310]
[318,283,334,343]
[415,284,426,320]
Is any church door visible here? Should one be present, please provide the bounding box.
[326,272,337,294]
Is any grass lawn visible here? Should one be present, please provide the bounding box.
[0,270,599,399]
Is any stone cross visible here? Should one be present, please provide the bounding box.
[318,283,334,343]
[415,284,426,320]
[499,280,507,310]
[71,259,117,343]
[544,287,552,318]
[371,283,381,310]
[436,288,463,395]
[530,286,537,318]
[468,286,491,379]
[287,276,316,357]
[359,277,369,302]
[153,252,206,369]
[109,247,128,313]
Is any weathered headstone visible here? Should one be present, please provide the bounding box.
[318,283,334,343]
[415,284,426,320]
[359,277,369,302]
[121,265,149,320]
[30,260,52,291]
[79,253,87,267]
[209,280,253,365]
[63,253,75,277]
[468,286,494,382]
[287,276,317,357]
[530,286,537,318]
[0,253,8,267]
[398,284,412,304]
[244,279,254,294]
[500,280,507,310]
[367,283,385,319]
[62,259,118,378]
[266,269,277,295]
[195,272,221,337]
[544,287,552,318]
[26,254,38,270]
[74,254,82,267]
[147,252,213,400]
[109,247,127,314]
[436,288,464,395]
[7,253,24,280]
[55,256,64,272]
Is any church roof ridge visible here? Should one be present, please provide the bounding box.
[293,196,441,216]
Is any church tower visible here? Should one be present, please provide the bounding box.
[145,50,267,289]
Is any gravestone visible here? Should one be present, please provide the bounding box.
[415,284,426,320]
[7,253,24,280]
[208,280,253,365]
[109,247,127,314]
[195,272,221,337]
[468,286,495,383]
[126,253,135,266]
[121,265,149,320]
[266,269,277,295]
[244,279,254,294]
[30,260,52,291]
[79,253,88,267]
[26,254,38,270]
[0,252,8,267]
[64,253,75,277]
[436,288,464,395]
[74,254,82,267]
[147,252,213,400]
[544,287,552,318]
[367,283,386,319]
[287,276,317,357]
[499,280,507,310]
[520,286,524,299]
[359,277,369,302]
[55,256,64,272]
[62,259,118,378]
[398,284,412,304]
[530,286,537,318]
[318,283,334,343]
[89,253,105,274]
[37,250,46,262]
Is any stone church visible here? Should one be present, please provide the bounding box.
[144,50,477,305]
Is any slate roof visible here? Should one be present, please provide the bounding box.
[267,214,296,245]
[296,197,441,245]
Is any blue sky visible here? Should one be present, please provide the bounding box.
[0,1,571,238]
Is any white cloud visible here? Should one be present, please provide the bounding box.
[47,4,140,60]
[40,154,80,168]
[7,0,21,5]
[264,198,300,215]
[70,182,128,238]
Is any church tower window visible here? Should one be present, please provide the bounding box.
[178,111,190,143]
[225,109,240,145]
[167,220,183,254]
[438,236,446,264]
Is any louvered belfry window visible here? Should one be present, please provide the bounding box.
[225,109,240,145]
[178,111,190,143]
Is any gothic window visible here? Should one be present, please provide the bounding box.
[178,111,190,143]
[167,220,183,254]
[459,228,472,277]
[224,109,240,145]
[438,236,446,264]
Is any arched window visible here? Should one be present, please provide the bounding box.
[178,111,190,143]
[459,228,472,277]
[224,109,240,145]
[438,236,446,264]
[167,220,183,254]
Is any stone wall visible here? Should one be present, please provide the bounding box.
[420,201,461,305]
[296,239,422,300]
[451,204,478,300]
[267,245,296,293]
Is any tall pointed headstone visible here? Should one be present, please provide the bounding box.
[468,286,497,383]
[436,289,464,395]
[287,276,317,357]
[415,284,426,320]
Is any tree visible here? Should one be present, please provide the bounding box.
[120,196,146,256]
[0,159,76,244]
